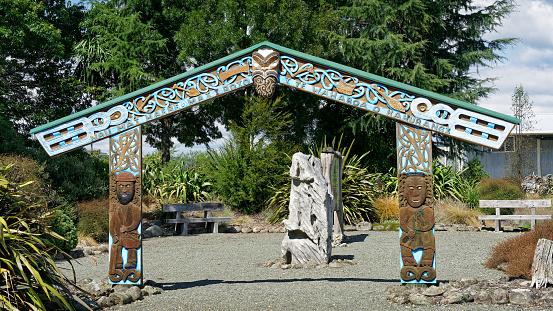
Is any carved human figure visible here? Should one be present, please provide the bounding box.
[109,172,141,278]
[399,173,435,268]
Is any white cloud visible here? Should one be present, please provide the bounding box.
[474,0,553,132]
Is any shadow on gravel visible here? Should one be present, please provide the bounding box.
[344,233,368,244]
[161,277,398,291]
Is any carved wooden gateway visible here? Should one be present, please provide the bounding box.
[31,42,519,285]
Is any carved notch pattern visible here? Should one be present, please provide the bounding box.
[397,124,431,174]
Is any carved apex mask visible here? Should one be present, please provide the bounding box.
[252,48,280,98]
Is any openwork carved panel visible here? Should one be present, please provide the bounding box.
[397,124,432,174]
[108,128,142,285]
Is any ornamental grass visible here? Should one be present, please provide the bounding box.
[486,220,553,280]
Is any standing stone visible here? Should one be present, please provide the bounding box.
[282,153,333,265]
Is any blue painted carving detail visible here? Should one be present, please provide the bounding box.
[35,57,253,156]
[280,56,414,111]
[279,55,515,150]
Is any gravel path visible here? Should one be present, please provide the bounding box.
[60,230,540,310]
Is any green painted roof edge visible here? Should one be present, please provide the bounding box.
[264,41,520,124]
[30,41,268,134]
[30,41,519,134]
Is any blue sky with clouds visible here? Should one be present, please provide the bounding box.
[475,0,553,132]
[93,0,553,155]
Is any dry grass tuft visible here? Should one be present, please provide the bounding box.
[486,220,553,279]
[373,195,399,222]
[434,198,483,227]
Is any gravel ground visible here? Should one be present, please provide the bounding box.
[59,230,543,311]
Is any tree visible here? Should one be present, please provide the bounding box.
[320,0,517,169]
[506,84,536,181]
[75,0,225,164]
[205,96,299,213]
[0,0,87,133]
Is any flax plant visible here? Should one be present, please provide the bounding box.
[0,164,75,310]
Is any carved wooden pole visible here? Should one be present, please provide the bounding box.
[321,148,344,239]
[396,123,436,285]
[108,127,143,285]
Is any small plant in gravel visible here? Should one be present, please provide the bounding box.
[486,219,553,279]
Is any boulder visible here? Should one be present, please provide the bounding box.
[144,225,163,238]
[509,288,535,305]
[491,288,509,304]
[281,153,333,265]
[356,222,372,231]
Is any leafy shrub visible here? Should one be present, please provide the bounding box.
[0,164,74,310]
[33,148,109,202]
[77,198,109,242]
[373,195,399,222]
[462,157,489,182]
[476,178,523,214]
[486,220,553,279]
[205,96,297,214]
[49,210,78,250]
[434,198,483,227]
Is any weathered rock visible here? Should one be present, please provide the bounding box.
[142,285,163,296]
[281,264,291,269]
[83,247,93,256]
[281,153,333,265]
[241,227,253,233]
[112,284,130,294]
[356,222,372,231]
[460,277,478,286]
[344,225,356,231]
[304,260,318,269]
[372,225,385,231]
[423,286,444,296]
[97,244,109,252]
[329,261,342,268]
[109,292,132,305]
[538,290,553,305]
[96,296,114,308]
[442,291,465,304]
[252,227,261,233]
[491,288,509,304]
[260,229,268,233]
[474,290,492,304]
[144,225,163,238]
[409,293,430,305]
[509,288,534,305]
[268,227,278,233]
[386,284,408,296]
[127,286,143,301]
[226,226,240,233]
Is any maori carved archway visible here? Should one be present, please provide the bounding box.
[31,41,519,286]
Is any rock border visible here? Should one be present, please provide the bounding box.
[386,277,553,306]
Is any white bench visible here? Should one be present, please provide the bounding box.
[478,199,552,232]
[163,203,231,235]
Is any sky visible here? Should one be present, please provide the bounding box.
[474,0,553,132]
[92,0,553,155]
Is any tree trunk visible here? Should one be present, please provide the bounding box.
[161,118,171,166]
[531,238,553,289]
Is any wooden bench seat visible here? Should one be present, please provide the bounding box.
[163,203,231,235]
[478,200,552,232]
